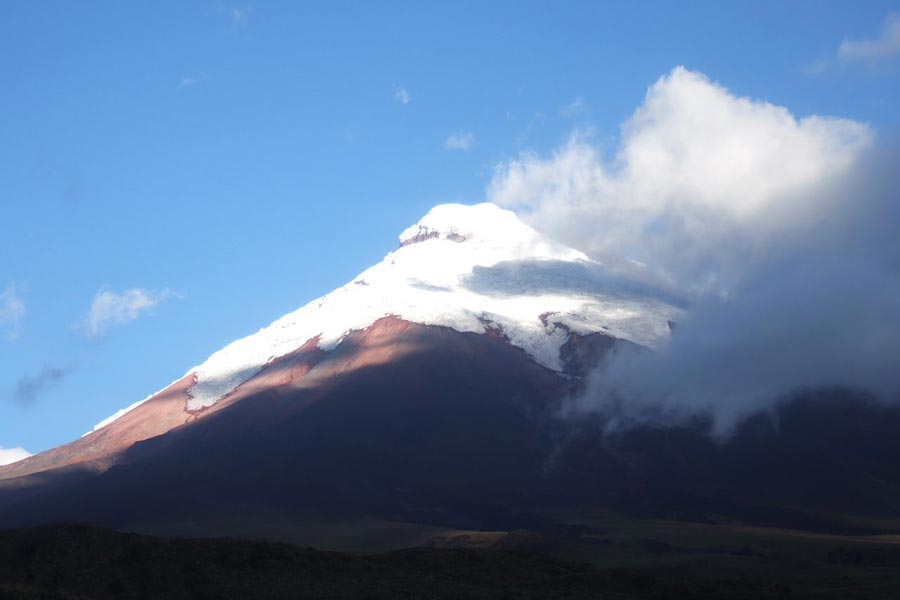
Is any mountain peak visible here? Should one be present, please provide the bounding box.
[399,203,537,247]
[89,203,680,429]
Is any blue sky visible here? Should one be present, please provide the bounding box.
[2,1,899,455]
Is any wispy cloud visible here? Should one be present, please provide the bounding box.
[0,283,25,340]
[516,112,545,146]
[808,13,900,74]
[178,73,208,89]
[0,446,31,466]
[839,13,900,65]
[229,6,251,29]
[210,5,251,30]
[444,131,475,152]
[802,58,831,77]
[394,86,411,104]
[560,97,588,118]
[81,288,178,339]
[13,366,70,407]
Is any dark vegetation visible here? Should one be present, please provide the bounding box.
[1,522,899,599]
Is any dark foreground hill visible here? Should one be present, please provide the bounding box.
[1,523,899,599]
[0,524,771,600]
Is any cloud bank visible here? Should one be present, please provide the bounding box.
[0,283,25,340]
[489,67,900,434]
[0,446,31,467]
[82,288,177,339]
[490,67,871,294]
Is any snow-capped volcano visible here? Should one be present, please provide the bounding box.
[101,203,680,423]
[1,202,678,483]
[5,203,900,542]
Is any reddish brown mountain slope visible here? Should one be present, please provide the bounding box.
[2,316,900,538]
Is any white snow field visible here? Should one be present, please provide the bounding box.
[93,202,682,427]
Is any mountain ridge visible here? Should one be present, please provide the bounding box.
[42,202,677,446]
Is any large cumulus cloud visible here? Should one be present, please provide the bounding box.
[489,67,900,434]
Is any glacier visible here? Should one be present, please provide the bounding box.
[92,202,682,426]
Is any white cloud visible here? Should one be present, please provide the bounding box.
[0,283,25,340]
[444,131,476,152]
[81,288,178,339]
[0,446,31,466]
[488,67,899,435]
[394,86,411,104]
[839,13,900,65]
[490,66,871,293]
